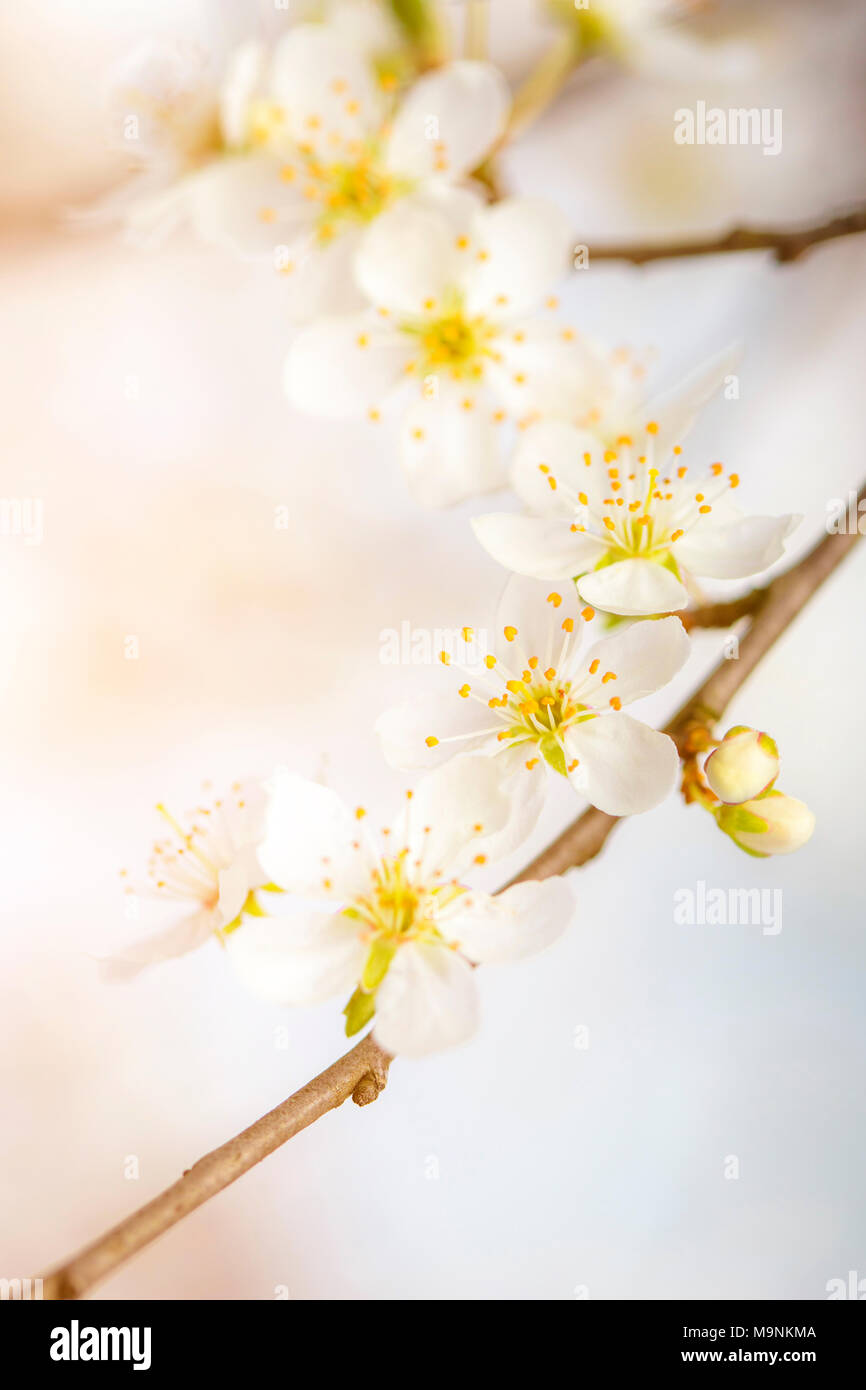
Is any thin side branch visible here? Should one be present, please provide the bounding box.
[41,489,864,1299]
[586,207,866,266]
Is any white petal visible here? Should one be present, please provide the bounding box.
[510,418,608,516]
[577,558,689,616]
[354,197,464,315]
[186,154,314,259]
[461,198,573,318]
[285,315,411,418]
[100,908,216,980]
[643,346,741,460]
[400,381,506,508]
[390,754,510,879]
[454,743,548,864]
[218,40,266,148]
[323,0,404,60]
[373,943,479,1057]
[376,695,492,769]
[472,512,607,581]
[384,61,510,180]
[565,713,678,816]
[493,572,587,668]
[674,514,799,581]
[280,224,369,322]
[258,769,372,901]
[440,878,574,965]
[578,615,690,708]
[269,25,383,148]
[489,323,611,419]
[226,911,365,1006]
[216,860,251,926]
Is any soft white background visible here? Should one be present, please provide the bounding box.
[0,0,863,1299]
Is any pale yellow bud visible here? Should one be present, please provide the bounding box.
[704,726,779,804]
[718,793,815,857]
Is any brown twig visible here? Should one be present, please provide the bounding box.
[41,487,864,1299]
[680,589,767,631]
[586,207,866,266]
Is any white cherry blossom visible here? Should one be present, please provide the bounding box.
[105,781,270,978]
[472,365,800,615]
[163,39,509,322]
[286,195,616,504]
[376,575,689,849]
[227,759,574,1058]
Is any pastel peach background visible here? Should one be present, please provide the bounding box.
[1,0,864,1298]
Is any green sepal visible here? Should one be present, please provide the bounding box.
[343,988,377,1038]
[361,938,397,992]
[541,741,568,777]
[718,805,770,837]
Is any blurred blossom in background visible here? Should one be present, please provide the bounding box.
[0,0,864,1298]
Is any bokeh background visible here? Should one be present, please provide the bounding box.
[1,0,864,1300]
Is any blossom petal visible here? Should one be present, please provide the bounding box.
[216,860,251,927]
[373,943,479,1057]
[461,198,573,318]
[493,572,587,667]
[258,769,372,901]
[449,742,549,864]
[578,616,690,708]
[384,61,510,181]
[279,225,369,322]
[472,512,607,580]
[643,346,740,460]
[564,713,678,816]
[226,911,366,1005]
[400,381,506,507]
[440,877,574,965]
[376,694,493,769]
[285,315,411,417]
[269,25,383,148]
[674,514,799,581]
[100,908,216,980]
[389,754,510,879]
[510,419,610,516]
[185,154,315,259]
[489,323,612,419]
[354,197,464,315]
[219,40,266,148]
[577,558,689,616]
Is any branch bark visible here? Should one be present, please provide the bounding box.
[41,488,864,1299]
[586,207,866,266]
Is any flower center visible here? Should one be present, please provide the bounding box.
[495,675,596,774]
[425,608,618,779]
[257,134,412,244]
[539,428,740,576]
[403,292,499,380]
[346,852,453,943]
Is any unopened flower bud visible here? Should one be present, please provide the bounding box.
[704,726,779,804]
[717,792,815,857]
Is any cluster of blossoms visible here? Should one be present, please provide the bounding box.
[100,3,813,1059]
